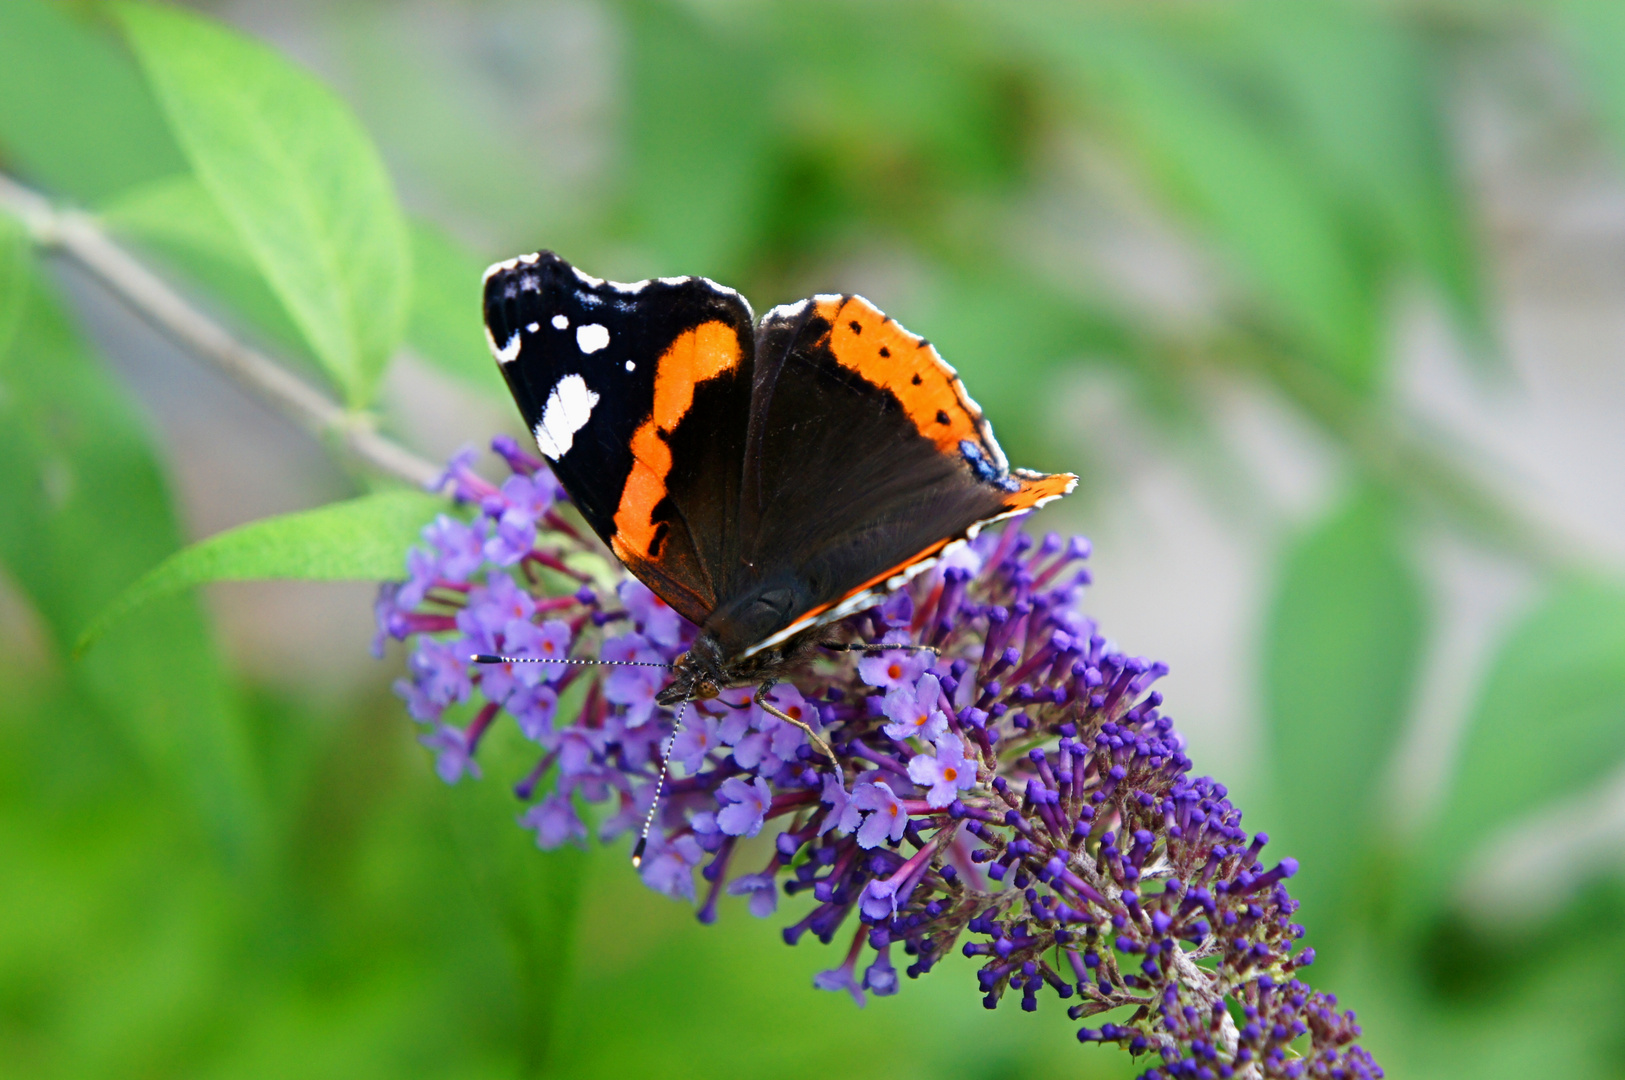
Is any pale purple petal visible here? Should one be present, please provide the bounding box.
[519,793,585,849]
[726,871,779,918]
[716,776,772,837]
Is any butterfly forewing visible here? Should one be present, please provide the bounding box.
[482,253,756,626]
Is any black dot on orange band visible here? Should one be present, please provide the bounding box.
[910,372,920,384]
[936,410,951,425]
[881,346,892,358]
[849,320,863,334]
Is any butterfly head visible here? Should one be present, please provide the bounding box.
[656,637,724,706]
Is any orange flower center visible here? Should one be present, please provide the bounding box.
[943,767,958,782]
[887,663,902,680]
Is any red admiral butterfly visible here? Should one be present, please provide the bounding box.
[480,251,1074,801]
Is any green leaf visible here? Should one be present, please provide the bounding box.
[0,214,27,362]
[0,0,187,202]
[78,488,447,654]
[1428,581,1625,903]
[98,174,324,369]
[434,735,587,1075]
[0,253,259,857]
[118,1,411,406]
[98,172,251,270]
[405,219,505,395]
[1228,0,1491,358]
[1561,0,1625,166]
[1262,491,1425,951]
[992,6,1380,390]
[623,1,775,273]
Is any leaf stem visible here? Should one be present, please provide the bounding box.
[0,170,439,488]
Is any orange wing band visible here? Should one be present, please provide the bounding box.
[611,321,742,563]
[1007,472,1076,513]
[815,296,984,454]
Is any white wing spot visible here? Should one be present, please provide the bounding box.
[526,322,540,333]
[495,331,522,363]
[625,360,636,372]
[519,274,540,292]
[551,314,569,330]
[532,375,599,459]
[577,324,610,354]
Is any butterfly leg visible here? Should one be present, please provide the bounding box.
[754,681,837,763]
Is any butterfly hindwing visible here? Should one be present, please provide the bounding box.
[705,293,1074,657]
[482,252,757,625]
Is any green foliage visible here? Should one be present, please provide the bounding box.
[621,1,775,275]
[1560,0,1625,164]
[406,219,507,395]
[98,173,322,367]
[1227,0,1489,354]
[1023,10,1379,387]
[435,731,588,1076]
[0,0,186,202]
[0,214,27,360]
[1429,582,1625,896]
[1262,490,1425,954]
[77,489,448,654]
[119,1,411,406]
[0,248,260,859]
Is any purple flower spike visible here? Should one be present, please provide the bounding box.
[813,932,868,1008]
[820,772,862,836]
[671,716,723,775]
[420,723,479,784]
[716,776,773,838]
[857,630,933,688]
[423,515,485,581]
[852,781,908,849]
[379,445,1381,1079]
[863,946,899,996]
[601,634,667,727]
[726,870,780,918]
[520,793,586,849]
[906,731,978,807]
[639,833,704,901]
[618,579,686,648]
[882,672,949,741]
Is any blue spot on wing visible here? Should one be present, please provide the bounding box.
[960,440,1019,492]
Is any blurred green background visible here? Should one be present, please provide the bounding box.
[4,0,1625,1076]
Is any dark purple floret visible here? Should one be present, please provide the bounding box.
[376,443,1381,1079]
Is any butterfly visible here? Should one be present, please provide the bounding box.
[480,252,1074,850]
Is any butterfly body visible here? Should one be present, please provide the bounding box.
[481,251,1075,708]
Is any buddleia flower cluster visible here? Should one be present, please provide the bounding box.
[375,440,1382,1080]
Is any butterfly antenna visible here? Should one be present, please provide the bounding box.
[470,654,672,668]
[631,697,689,868]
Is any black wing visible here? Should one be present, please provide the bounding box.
[482,252,756,627]
[700,293,1075,659]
